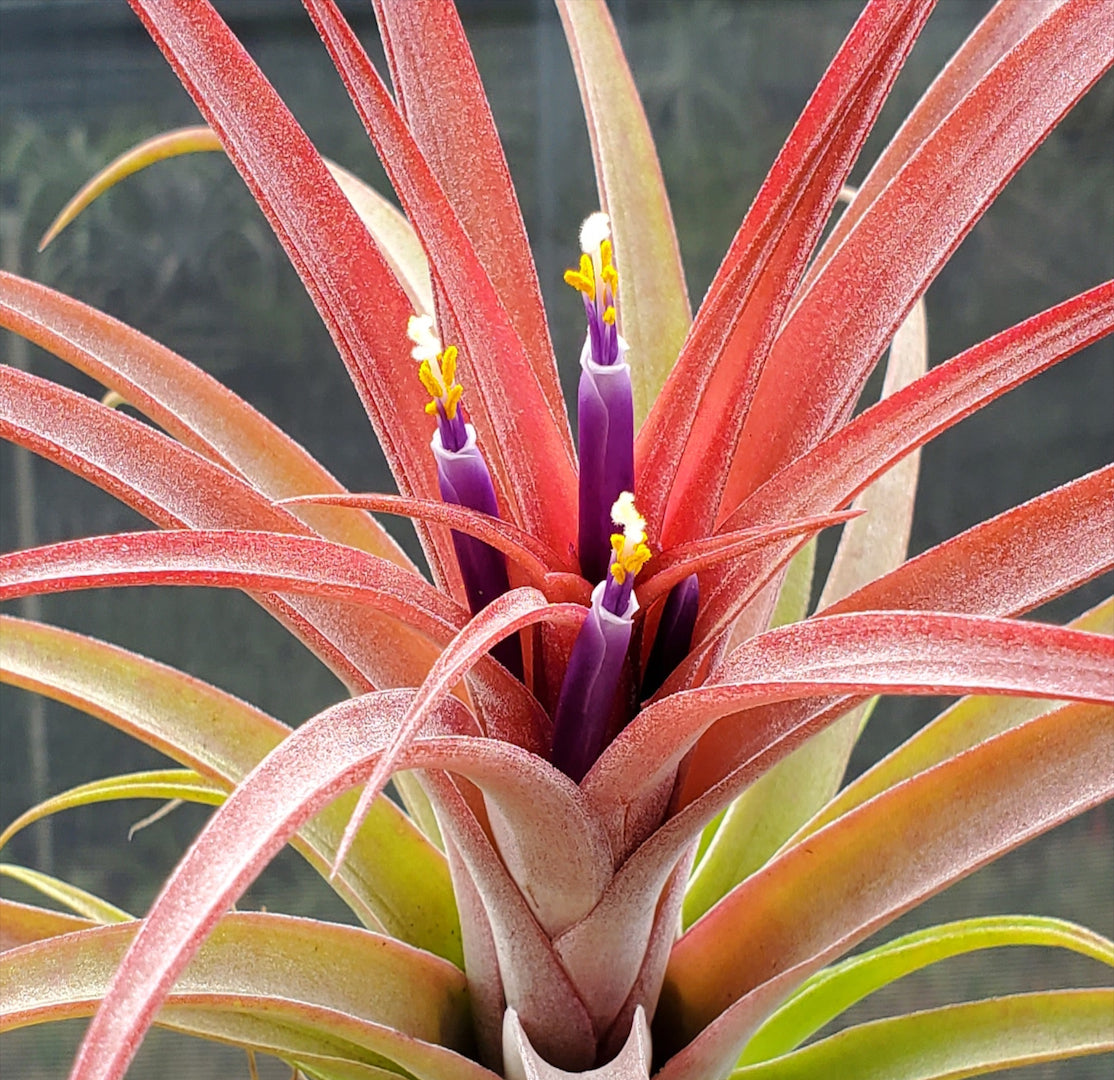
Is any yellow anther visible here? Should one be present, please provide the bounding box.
[564,253,595,297]
[603,306,616,325]
[442,383,464,420]
[440,345,458,386]
[609,536,651,584]
[568,213,620,310]
[418,360,444,400]
[600,239,618,294]
[409,317,465,421]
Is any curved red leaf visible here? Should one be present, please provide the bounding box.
[636,511,860,611]
[336,591,601,940]
[803,0,1063,290]
[301,0,579,564]
[726,0,1114,506]
[280,492,561,584]
[122,0,462,586]
[585,613,1114,825]
[656,702,1114,1069]
[0,366,440,692]
[0,529,464,641]
[636,0,935,545]
[701,282,1114,649]
[0,270,417,575]
[66,689,599,1080]
[681,466,1114,805]
[548,623,1112,1052]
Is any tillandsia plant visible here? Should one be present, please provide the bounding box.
[1,0,1113,1078]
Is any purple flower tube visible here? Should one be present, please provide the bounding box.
[641,572,700,699]
[565,212,635,584]
[577,339,634,584]
[552,492,651,782]
[410,315,523,678]
[551,581,636,783]
[431,425,523,680]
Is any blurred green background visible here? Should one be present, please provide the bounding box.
[1,1,1111,1077]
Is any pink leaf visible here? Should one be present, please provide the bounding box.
[725,0,1114,506]
[636,0,934,545]
[0,527,555,769]
[335,591,609,942]
[423,772,598,1072]
[65,688,607,1080]
[302,0,579,564]
[802,0,1065,290]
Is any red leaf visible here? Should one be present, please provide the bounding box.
[656,702,1114,1070]
[549,621,1113,1053]
[335,592,597,932]
[0,366,440,693]
[370,0,567,443]
[680,466,1114,805]
[585,613,1114,827]
[0,270,418,575]
[0,529,465,639]
[725,0,1114,507]
[827,466,1114,617]
[280,492,562,584]
[700,282,1114,647]
[123,0,457,582]
[636,0,935,546]
[63,687,599,1080]
[638,510,860,610]
[802,0,1065,291]
[302,0,579,564]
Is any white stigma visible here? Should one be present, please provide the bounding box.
[407,313,441,362]
[611,491,646,546]
[579,211,611,255]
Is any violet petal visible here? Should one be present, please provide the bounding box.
[577,338,634,583]
[552,582,637,782]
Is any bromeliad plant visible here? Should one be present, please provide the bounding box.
[1,0,1113,1077]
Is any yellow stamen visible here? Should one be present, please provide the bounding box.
[407,316,465,421]
[600,239,618,294]
[565,214,620,308]
[608,492,651,584]
[564,253,595,297]
[418,360,444,400]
